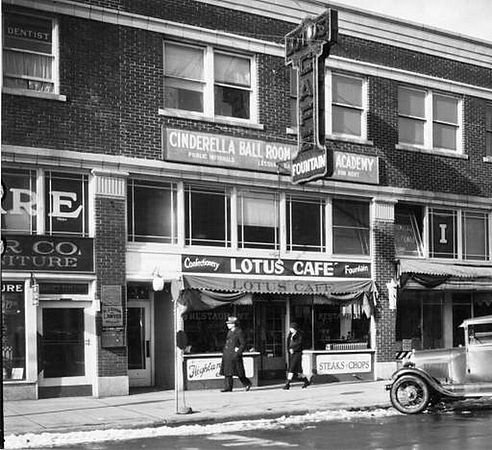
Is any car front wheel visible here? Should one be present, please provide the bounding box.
[390,374,430,414]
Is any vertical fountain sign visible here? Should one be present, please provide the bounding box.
[285,9,338,184]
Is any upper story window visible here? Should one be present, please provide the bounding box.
[287,196,325,252]
[289,68,298,128]
[395,203,424,257]
[329,73,366,138]
[127,180,177,244]
[332,199,370,255]
[3,12,58,93]
[163,41,255,122]
[185,185,230,247]
[486,104,492,158]
[462,211,489,261]
[237,191,278,250]
[398,87,462,152]
[2,169,89,236]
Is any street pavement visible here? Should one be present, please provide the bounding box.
[4,380,391,437]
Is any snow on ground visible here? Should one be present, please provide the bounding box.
[6,408,398,449]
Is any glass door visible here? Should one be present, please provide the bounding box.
[128,300,152,386]
[38,304,92,387]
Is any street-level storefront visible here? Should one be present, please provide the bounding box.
[175,254,378,389]
[396,259,492,351]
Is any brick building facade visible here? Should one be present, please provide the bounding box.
[2,0,491,399]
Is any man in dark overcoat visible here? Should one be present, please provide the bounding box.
[283,322,311,389]
[219,316,252,392]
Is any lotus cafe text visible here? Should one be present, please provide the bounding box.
[169,254,378,389]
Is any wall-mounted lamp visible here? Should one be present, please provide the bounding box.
[152,268,164,292]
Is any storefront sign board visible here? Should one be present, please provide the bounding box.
[332,151,379,184]
[164,128,296,173]
[316,353,372,374]
[186,357,254,381]
[182,255,371,278]
[1,235,94,272]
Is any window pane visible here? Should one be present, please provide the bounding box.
[433,95,458,124]
[164,43,203,80]
[333,105,361,136]
[399,117,424,145]
[486,105,492,157]
[429,209,457,258]
[4,14,52,53]
[45,173,88,235]
[1,169,37,233]
[395,204,424,257]
[164,78,203,112]
[129,181,176,243]
[332,200,369,255]
[487,133,492,157]
[463,213,489,260]
[333,75,362,107]
[288,198,324,252]
[214,53,250,87]
[398,88,425,117]
[4,51,52,79]
[239,193,278,249]
[186,187,229,246]
[433,123,456,150]
[215,85,250,119]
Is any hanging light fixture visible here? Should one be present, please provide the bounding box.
[152,268,164,291]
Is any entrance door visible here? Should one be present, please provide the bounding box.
[255,302,286,380]
[38,303,93,395]
[128,300,152,387]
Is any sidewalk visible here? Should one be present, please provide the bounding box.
[4,380,391,436]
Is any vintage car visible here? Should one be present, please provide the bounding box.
[387,314,492,414]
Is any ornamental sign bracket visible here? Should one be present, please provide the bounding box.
[285,9,338,184]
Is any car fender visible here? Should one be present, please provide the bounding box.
[386,367,463,399]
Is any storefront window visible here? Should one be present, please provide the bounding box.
[45,172,89,236]
[2,282,26,380]
[128,180,177,243]
[185,185,230,247]
[395,203,424,257]
[183,305,253,353]
[238,191,278,249]
[429,208,457,259]
[287,196,325,252]
[1,169,37,234]
[332,199,369,255]
[462,211,489,261]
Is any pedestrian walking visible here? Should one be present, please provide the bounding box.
[283,322,311,389]
[219,316,252,392]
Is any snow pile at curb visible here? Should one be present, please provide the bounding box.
[6,408,397,449]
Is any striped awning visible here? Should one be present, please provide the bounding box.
[398,259,492,279]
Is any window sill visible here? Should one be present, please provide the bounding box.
[3,87,67,101]
[326,134,374,146]
[483,156,492,163]
[396,144,468,159]
[159,109,264,130]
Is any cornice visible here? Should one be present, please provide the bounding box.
[2,145,491,210]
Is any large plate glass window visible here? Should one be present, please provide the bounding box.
[45,172,89,236]
[398,87,425,146]
[486,104,492,157]
[164,42,204,113]
[214,52,251,119]
[462,211,489,261]
[429,208,457,259]
[394,203,424,257]
[3,12,56,93]
[287,196,325,252]
[185,185,230,247]
[331,74,364,137]
[127,180,177,243]
[332,199,369,255]
[238,191,278,249]
[1,168,37,234]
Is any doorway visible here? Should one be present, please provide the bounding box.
[128,300,152,387]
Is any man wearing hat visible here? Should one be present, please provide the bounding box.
[283,322,311,389]
[219,316,252,392]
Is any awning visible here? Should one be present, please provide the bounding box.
[178,274,378,312]
[398,259,492,289]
